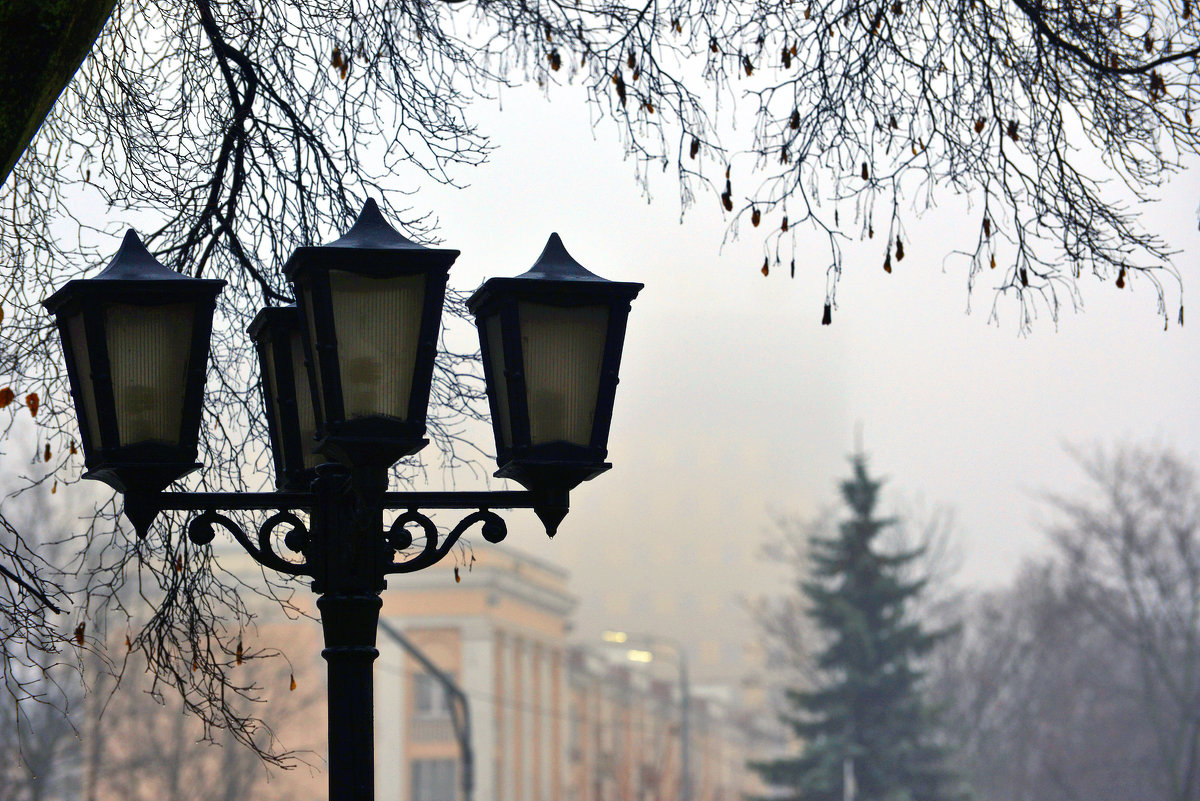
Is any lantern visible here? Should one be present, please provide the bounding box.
[249,306,324,490]
[467,233,641,528]
[284,200,458,469]
[43,230,224,500]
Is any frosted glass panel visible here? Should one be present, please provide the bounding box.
[484,314,512,448]
[329,270,425,421]
[301,285,325,423]
[518,302,608,447]
[261,336,284,455]
[288,329,322,468]
[105,303,194,446]
[65,313,102,452]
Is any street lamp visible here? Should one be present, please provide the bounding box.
[601,630,692,801]
[44,202,642,801]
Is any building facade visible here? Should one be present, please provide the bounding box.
[376,546,758,801]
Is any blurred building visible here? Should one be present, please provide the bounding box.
[374,545,760,801]
[74,544,765,801]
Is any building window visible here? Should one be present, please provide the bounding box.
[411,758,457,801]
[414,672,453,718]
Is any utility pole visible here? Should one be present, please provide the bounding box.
[378,620,474,801]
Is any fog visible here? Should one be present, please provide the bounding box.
[414,81,1200,680]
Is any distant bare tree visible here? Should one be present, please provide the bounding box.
[933,444,1200,801]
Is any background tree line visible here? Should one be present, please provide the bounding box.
[757,442,1200,801]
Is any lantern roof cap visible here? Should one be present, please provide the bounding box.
[467,233,642,315]
[43,230,224,314]
[517,233,607,282]
[323,198,434,251]
[284,199,458,279]
[94,230,192,281]
[247,304,302,341]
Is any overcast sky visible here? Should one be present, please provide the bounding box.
[412,79,1200,627]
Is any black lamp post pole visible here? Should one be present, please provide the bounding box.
[311,463,386,801]
[153,472,549,801]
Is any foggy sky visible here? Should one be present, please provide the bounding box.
[416,81,1200,667]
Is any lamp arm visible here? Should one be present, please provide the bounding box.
[148,486,552,577]
[384,509,508,575]
[185,509,312,577]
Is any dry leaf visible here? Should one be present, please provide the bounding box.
[761,258,769,277]
[26,393,39,417]
[896,237,905,260]
[782,216,789,232]
[74,622,85,646]
[861,163,869,180]
[822,303,832,325]
[290,674,297,691]
[751,208,761,227]
[236,640,244,666]
[884,253,892,273]
[690,138,701,159]
[0,388,15,409]
[983,218,991,237]
[43,444,51,462]
[455,566,461,583]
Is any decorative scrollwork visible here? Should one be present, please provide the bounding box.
[385,509,508,574]
[186,510,312,577]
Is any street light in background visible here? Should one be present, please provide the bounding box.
[44,201,642,801]
[601,630,692,801]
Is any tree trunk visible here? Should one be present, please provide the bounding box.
[0,0,117,187]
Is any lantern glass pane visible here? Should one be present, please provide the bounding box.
[300,284,325,424]
[329,270,425,421]
[517,302,608,447]
[484,314,512,448]
[65,313,102,453]
[105,303,195,447]
[288,328,322,469]
[261,338,285,457]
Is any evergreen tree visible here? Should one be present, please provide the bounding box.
[752,455,962,801]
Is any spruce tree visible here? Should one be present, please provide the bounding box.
[752,455,962,801]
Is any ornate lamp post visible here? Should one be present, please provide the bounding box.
[44,201,642,801]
